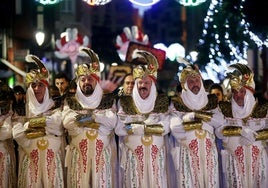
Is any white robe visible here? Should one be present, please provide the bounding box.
[0,112,16,188]
[216,89,268,188]
[115,97,171,188]
[62,86,118,188]
[12,88,65,188]
[170,83,224,187]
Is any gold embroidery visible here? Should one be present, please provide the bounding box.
[120,94,169,115]
[144,124,164,136]
[86,130,98,140]
[37,138,49,150]
[222,126,242,136]
[195,129,207,139]
[172,94,218,112]
[28,117,46,128]
[183,121,202,131]
[141,135,153,146]
[255,129,268,141]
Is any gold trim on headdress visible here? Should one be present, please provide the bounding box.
[177,57,200,90]
[227,63,254,92]
[132,50,158,81]
[76,47,100,80]
[25,55,49,86]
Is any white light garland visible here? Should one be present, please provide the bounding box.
[197,0,268,82]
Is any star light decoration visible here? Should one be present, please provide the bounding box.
[83,0,112,6]
[35,0,62,5]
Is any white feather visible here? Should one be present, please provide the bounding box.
[132,49,144,59]
[25,54,37,63]
[177,56,191,66]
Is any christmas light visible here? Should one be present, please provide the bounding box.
[83,0,112,6]
[195,0,268,81]
[35,0,62,5]
[129,0,161,7]
[175,0,207,6]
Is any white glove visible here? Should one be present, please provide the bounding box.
[182,112,195,122]
[46,117,63,136]
[144,114,159,124]
[202,122,213,134]
[241,128,256,143]
[131,123,144,135]
[94,110,116,126]
[240,137,253,145]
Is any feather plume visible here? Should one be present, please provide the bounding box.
[25,54,48,77]
[177,56,191,66]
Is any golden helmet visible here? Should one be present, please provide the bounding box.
[226,63,255,92]
[132,50,158,82]
[25,55,49,87]
[179,64,201,90]
[75,47,101,81]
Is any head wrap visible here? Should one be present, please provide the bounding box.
[130,50,158,113]
[132,79,157,113]
[181,80,208,110]
[25,55,49,87]
[231,89,256,118]
[26,86,54,117]
[75,47,101,82]
[75,82,103,109]
[177,58,208,109]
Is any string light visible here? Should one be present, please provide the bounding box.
[196,0,268,81]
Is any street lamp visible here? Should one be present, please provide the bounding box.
[35,30,45,46]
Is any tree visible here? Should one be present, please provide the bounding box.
[195,0,268,82]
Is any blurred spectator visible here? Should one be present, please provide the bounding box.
[209,83,225,102]
[12,85,26,116]
[203,79,214,92]
[0,81,17,187]
[117,73,134,96]
[54,72,70,96]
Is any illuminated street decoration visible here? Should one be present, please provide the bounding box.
[115,25,149,61]
[154,43,185,62]
[55,28,89,64]
[35,0,62,5]
[83,0,112,6]
[129,0,161,7]
[175,0,206,6]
